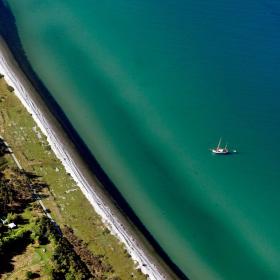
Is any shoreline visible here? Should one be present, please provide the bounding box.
[0,37,180,280]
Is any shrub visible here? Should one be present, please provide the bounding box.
[6,212,17,223]
[7,85,14,92]
[25,271,33,279]
[34,217,51,245]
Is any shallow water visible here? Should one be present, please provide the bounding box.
[5,1,280,279]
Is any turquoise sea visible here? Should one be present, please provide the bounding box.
[4,1,280,279]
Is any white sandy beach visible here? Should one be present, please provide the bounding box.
[0,37,172,280]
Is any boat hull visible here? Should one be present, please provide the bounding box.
[212,149,229,155]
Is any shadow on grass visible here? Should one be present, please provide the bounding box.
[27,272,40,279]
[0,230,32,276]
[13,215,29,225]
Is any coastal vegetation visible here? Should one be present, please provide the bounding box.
[0,75,147,279]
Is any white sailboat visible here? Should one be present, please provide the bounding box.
[211,138,229,155]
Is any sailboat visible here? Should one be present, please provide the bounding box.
[211,138,229,155]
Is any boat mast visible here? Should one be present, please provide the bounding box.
[217,138,222,149]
